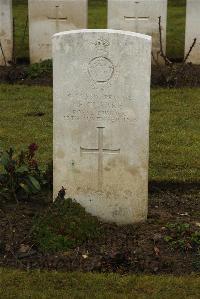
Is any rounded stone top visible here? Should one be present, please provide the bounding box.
[52,29,152,42]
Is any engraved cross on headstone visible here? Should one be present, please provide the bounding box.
[80,127,120,191]
[124,15,150,32]
[124,1,149,32]
[47,5,68,32]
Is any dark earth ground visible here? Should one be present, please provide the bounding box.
[1,63,200,88]
[0,181,199,275]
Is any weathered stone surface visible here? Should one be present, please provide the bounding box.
[107,0,167,63]
[0,0,13,65]
[53,29,151,224]
[185,0,200,64]
[28,0,87,63]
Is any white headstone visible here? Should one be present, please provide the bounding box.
[53,29,151,225]
[28,0,88,63]
[107,0,167,63]
[0,0,13,65]
[185,0,200,64]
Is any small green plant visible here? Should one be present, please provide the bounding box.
[0,144,46,202]
[192,250,200,272]
[191,231,200,246]
[26,60,52,79]
[164,222,200,251]
[33,196,102,253]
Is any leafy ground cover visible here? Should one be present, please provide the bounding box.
[0,188,199,274]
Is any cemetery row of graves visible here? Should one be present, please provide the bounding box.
[0,1,200,64]
[0,0,199,287]
[0,0,200,88]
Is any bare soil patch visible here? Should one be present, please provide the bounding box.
[0,182,199,275]
[1,64,200,87]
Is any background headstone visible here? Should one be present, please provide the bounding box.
[53,29,151,224]
[185,0,200,64]
[28,0,88,63]
[0,0,13,65]
[107,0,167,63]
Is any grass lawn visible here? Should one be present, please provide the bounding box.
[13,0,29,61]
[0,84,199,182]
[0,269,200,299]
[167,0,186,60]
[13,0,186,61]
[0,84,52,166]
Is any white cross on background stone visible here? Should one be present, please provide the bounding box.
[124,16,149,21]
[124,15,150,32]
[124,1,150,32]
[80,127,120,191]
[47,5,68,32]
